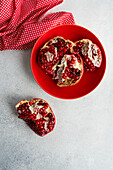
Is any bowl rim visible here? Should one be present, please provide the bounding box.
[31,24,106,100]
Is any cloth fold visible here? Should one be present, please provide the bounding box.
[0,0,75,50]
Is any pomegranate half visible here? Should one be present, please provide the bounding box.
[38,36,74,75]
[73,39,102,72]
[15,98,56,137]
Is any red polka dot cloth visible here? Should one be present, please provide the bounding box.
[0,0,75,50]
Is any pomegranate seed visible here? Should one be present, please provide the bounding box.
[38,124,43,129]
[29,101,32,105]
[85,58,89,62]
[25,106,28,110]
[67,72,71,76]
[63,48,67,53]
[71,60,75,64]
[44,103,48,109]
[47,113,52,118]
[78,59,81,62]
[50,45,54,49]
[72,80,76,83]
[77,44,81,48]
[75,69,79,73]
[26,109,29,112]
[41,110,48,117]
[65,67,69,71]
[59,52,63,56]
[69,43,72,48]
[25,119,29,122]
[39,129,45,136]
[88,61,91,65]
[39,108,44,114]
[51,118,55,122]
[91,63,94,67]
[60,43,64,47]
[62,73,67,79]
[44,47,48,51]
[17,107,21,110]
[49,120,55,125]
[57,53,60,57]
[58,38,61,42]
[59,47,63,51]
[75,76,79,80]
[73,46,77,50]
[69,73,73,78]
[48,125,54,130]
[35,120,40,125]
[90,68,93,72]
[38,100,43,104]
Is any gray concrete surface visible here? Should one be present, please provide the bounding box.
[0,0,113,170]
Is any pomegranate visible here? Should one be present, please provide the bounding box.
[38,36,102,86]
[38,36,74,75]
[53,53,83,86]
[15,98,56,137]
[73,39,102,71]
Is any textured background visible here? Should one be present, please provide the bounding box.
[0,0,113,170]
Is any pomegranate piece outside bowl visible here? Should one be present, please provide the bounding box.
[31,24,106,99]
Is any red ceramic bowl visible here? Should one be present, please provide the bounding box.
[31,24,106,99]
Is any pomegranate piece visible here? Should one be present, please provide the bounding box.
[15,98,55,137]
[53,53,83,87]
[73,39,102,72]
[38,36,74,75]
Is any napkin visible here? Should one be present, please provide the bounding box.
[0,0,75,50]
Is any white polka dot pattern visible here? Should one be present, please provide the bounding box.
[0,0,75,50]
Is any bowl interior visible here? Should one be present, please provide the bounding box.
[31,25,106,99]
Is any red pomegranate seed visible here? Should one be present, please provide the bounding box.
[41,110,48,117]
[47,113,52,118]
[15,99,56,137]
[44,103,48,109]
[48,125,54,130]
[85,58,89,62]
[59,47,63,51]
[62,73,67,79]
[75,69,79,73]
[63,48,67,53]
[87,61,91,65]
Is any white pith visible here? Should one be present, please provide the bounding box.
[44,47,58,63]
[54,54,82,84]
[45,51,54,62]
[55,47,57,58]
[51,39,58,44]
